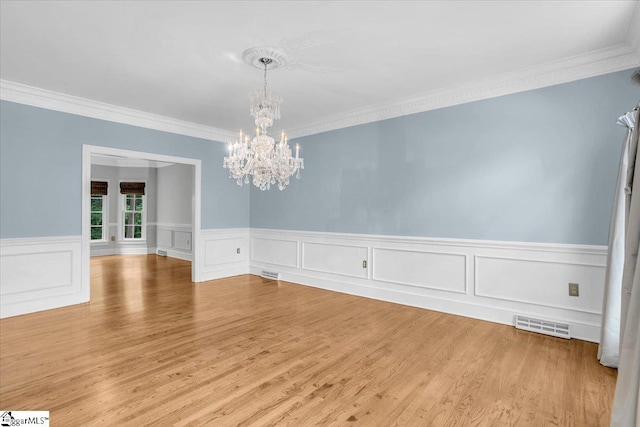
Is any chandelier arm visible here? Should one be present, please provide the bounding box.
[241,158,254,175]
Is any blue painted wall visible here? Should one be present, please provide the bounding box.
[0,101,249,238]
[251,69,640,245]
[2,70,638,244]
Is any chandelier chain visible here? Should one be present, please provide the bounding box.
[262,59,269,99]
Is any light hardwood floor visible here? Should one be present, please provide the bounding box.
[0,255,616,426]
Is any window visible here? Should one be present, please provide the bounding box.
[119,181,146,241]
[90,180,108,242]
[91,195,107,241]
[123,194,144,239]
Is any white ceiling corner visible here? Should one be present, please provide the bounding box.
[1,1,639,142]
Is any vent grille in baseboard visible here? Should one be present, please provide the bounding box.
[261,270,280,281]
[157,249,167,257]
[515,315,571,339]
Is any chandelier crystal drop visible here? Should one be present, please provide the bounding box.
[223,47,303,191]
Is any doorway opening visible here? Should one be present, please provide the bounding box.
[81,145,202,303]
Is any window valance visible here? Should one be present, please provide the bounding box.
[91,181,108,196]
[119,182,145,195]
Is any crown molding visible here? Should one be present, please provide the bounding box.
[287,43,640,138]
[0,80,236,143]
[2,36,639,142]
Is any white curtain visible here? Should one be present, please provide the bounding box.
[610,106,640,427]
[598,112,634,367]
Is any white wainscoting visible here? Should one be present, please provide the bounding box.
[249,228,607,342]
[2,228,609,341]
[196,228,250,282]
[155,223,193,261]
[1,236,86,318]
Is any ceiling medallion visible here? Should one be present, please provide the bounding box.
[223,47,303,191]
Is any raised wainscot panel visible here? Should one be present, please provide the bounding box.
[204,237,247,266]
[302,242,368,279]
[1,251,73,296]
[251,238,298,268]
[173,231,192,251]
[373,248,467,293]
[0,238,82,309]
[475,255,605,314]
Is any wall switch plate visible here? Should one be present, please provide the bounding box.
[568,282,579,297]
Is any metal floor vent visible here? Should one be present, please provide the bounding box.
[157,249,167,257]
[261,270,280,281]
[515,315,571,339]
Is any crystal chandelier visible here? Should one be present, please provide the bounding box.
[223,47,304,191]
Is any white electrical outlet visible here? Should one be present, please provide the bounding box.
[568,283,579,297]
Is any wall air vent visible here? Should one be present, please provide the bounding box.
[515,315,571,339]
[260,270,280,281]
[157,250,168,257]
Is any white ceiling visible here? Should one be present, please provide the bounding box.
[1,1,639,139]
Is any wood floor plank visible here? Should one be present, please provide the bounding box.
[0,255,617,426]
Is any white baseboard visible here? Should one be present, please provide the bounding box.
[249,228,607,343]
[91,246,156,257]
[91,248,116,257]
[248,266,600,342]
[156,247,193,262]
[199,264,250,282]
[117,246,152,255]
[92,245,193,262]
[1,236,85,318]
